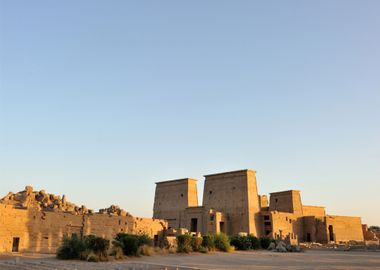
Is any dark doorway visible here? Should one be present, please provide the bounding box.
[219,221,225,233]
[328,225,334,242]
[190,218,198,232]
[12,237,20,252]
[306,233,311,242]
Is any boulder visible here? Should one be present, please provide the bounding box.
[268,242,276,250]
[276,241,287,252]
[25,186,33,194]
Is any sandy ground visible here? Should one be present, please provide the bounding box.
[0,249,380,270]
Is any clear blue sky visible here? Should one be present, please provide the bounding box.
[1,1,379,225]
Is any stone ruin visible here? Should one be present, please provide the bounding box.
[0,186,92,214]
[0,186,135,217]
[98,204,132,217]
[0,186,168,253]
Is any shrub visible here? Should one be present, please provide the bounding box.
[230,235,273,251]
[57,234,110,261]
[138,244,154,256]
[214,233,230,252]
[86,252,99,262]
[168,246,177,254]
[114,233,154,256]
[191,236,203,252]
[230,235,251,250]
[137,234,153,247]
[248,235,260,250]
[83,235,110,261]
[176,234,193,253]
[119,235,139,256]
[202,234,216,251]
[199,246,209,253]
[111,244,124,260]
[57,235,86,260]
[259,237,273,249]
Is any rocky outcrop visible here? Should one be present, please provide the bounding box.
[98,205,131,216]
[0,186,92,214]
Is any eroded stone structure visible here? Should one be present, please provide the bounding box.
[0,187,167,253]
[153,169,365,244]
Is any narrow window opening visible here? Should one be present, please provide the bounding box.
[190,218,198,232]
[12,237,20,252]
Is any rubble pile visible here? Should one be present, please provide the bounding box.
[0,186,92,214]
[268,240,302,252]
[98,204,131,216]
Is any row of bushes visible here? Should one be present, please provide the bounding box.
[57,233,275,260]
[230,235,273,250]
[57,233,153,261]
[176,234,274,253]
[177,233,231,253]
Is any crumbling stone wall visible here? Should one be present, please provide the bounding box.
[0,187,167,254]
[0,204,166,253]
[0,186,91,214]
[362,224,379,241]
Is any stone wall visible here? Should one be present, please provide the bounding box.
[0,204,167,254]
[153,178,198,229]
[268,195,364,244]
[180,207,227,235]
[269,190,303,215]
[270,211,302,242]
[302,205,326,217]
[203,170,262,236]
[326,215,364,242]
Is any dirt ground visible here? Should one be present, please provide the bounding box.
[1,249,380,270]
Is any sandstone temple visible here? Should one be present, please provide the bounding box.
[0,168,376,253]
[153,169,367,244]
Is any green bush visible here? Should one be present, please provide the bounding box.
[248,235,260,250]
[176,234,193,253]
[214,233,230,252]
[230,234,274,251]
[230,235,251,250]
[191,236,203,252]
[115,233,153,256]
[57,235,86,260]
[57,234,110,261]
[83,235,110,261]
[118,234,139,256]
[201,234,216,251]
[137,234,153,247]
[259,237,273,249]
